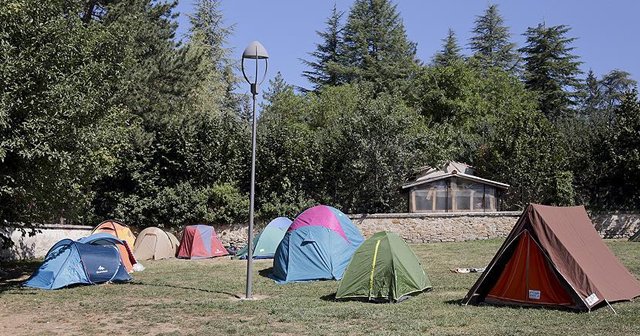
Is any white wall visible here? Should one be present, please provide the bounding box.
[1,224,93,261]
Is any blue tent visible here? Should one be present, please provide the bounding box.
[272,205,364,283]
[24,234,131,290]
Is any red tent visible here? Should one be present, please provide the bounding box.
[177,225,228,259]
[463,204,640,311]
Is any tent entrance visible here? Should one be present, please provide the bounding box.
[486,231,575,307]
[77,244,121,284]
[148,234,158,258]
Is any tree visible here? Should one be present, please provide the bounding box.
[256,79,319,219]
[90,0,253,228]
[469,4,519,72]
[340,0,419,93]
[433,28,463,67]
[474,106,573,208]
[188,0,245,117]
[579,70,603,117]
[519,23,582,120]
[263,72,293,105]
[0,0,142,230]
[301,4,346,91]
[608,90,640,208]
[599,69,637,111]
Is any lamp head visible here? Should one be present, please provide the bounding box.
[242,41,269,60]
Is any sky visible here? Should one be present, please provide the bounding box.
[174,0,640,93]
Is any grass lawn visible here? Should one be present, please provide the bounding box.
[3,239,640,335]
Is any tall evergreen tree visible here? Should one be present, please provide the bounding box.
[340,0,419,93]
[469,4,519,72]
[580,70,603,117]
[188,0,245,116]
[433,28,463,67]
[263,72,293,105]
[519,23,582,120]
[599,69,637,111]
[301,4,345,91]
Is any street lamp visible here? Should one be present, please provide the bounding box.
[241,41,268,300]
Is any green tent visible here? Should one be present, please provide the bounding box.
[336,231,431,302]
[235,217,291,259]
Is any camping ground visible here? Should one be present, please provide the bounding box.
[2,239,640,335]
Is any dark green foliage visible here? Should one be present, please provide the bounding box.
[469,4,519,72]
[340,0,419,94]
[520,23,582,120]
[567,71,638,209]
[2,0,639,243]
[256,75,320,219]
[0,0,252,233]
[0,0,140,225]
[580,70,603,117]
[474,105,571,208]
[598,90,640,209]
[256,82,449,214]
[433,29,464,67]
[313,86,434,213]
[600,70,637,111]
[301,4,346,91]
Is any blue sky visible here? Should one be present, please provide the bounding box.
[174,1,640,93]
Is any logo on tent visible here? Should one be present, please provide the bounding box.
[585,293,599,306]
[528,290,541,300]
[96,266,108,274]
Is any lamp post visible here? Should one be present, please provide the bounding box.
[241,41,269,300]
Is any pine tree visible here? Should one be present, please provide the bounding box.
[340,0,419,93]
[433,28,463,67]
[188,0,244,116]
[263,72,294,105]
[469,4,519,72]
[581,70,602,116]
[600,69,637,111]
[189,0,232,63]
[519,23,582,120]
[301,4,345,91]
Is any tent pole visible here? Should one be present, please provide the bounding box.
[605,300,617,314]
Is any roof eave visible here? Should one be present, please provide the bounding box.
[402,173,510,190]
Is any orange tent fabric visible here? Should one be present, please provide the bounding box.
[486,231,574,307]
[92,220,138,272]
[92,220,136,248]
[463,204,640,311]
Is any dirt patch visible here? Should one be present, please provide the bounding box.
[0,303,182,336]
[229,294,270,301]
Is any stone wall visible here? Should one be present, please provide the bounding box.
[592,212,640,239]
[3,211,639,260]
[1,224,93,261]
[344,211,640,243]
[215,223,250,246]
[348,212,522,243]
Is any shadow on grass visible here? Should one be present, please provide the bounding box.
[444,298,464,305]
[258,267,274,279]
[0,260,40,294]
[128,281,241,299]
[320,293,337,302]
[325,291,431,304]
[456,299,584,313]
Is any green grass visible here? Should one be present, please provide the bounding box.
[3,239,640,335]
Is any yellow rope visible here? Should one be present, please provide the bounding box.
[369,240,381,298]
